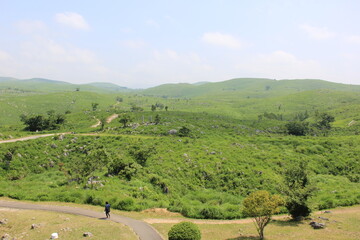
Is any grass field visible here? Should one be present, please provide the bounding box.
[0,198,359,240]
[0,208,137,240]
[150,205,360,240]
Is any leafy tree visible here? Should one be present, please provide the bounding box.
[100,117,107,130]
[315,112,335,131]
[165,106,168,111]
[242,190,284,240]
[116,96,123,102]
[119,114,132,128]
[285,121,309,136]
[154,114,161,125]
[168,222,201,240]
[91,103,99,111]
[151,104,156,111]
[282,161,316,219]
[20,111,65,131]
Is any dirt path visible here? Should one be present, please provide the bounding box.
[0,200,163,240]
[0,133,64,144]
[91,113,119,128]
[106,113,118,123]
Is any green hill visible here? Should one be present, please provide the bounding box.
[141,78,360,98]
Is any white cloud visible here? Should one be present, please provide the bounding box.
[55,12,90,30]
[202,32,242,49]
[130,49,212,87]
[300,24,335,40]
[237,51,325,79]
[121,40,146,49]
[15,20,47,34]
[0,50,10,61]
[345,35,360,44]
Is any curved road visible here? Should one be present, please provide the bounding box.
[0,200,163,240]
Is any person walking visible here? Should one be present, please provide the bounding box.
[105,201,111,218]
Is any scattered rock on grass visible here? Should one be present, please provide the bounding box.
[83,232,93,237]
[31,223,40,229]
[0,219,8,225]
[1,233,11,240]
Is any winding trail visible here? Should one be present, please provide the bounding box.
[0,200,163,240]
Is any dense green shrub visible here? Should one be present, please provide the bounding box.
[116,198,134,211]
[168,222,201,240]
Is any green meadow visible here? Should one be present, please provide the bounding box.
[0,77,359,220]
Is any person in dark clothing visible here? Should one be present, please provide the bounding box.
[105,201,111,218]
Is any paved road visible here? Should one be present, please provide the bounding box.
[0,200,163,240]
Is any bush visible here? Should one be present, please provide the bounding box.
[168,222,201,240]
[200,206,224,219]
[116,198,134,211]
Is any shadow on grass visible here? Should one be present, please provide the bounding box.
[98,217,108,220]
[227,236,259,240]
[271,219,304,227]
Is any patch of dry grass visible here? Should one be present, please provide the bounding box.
[0,208,137,240]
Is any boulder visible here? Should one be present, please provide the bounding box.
[309,221,325,229]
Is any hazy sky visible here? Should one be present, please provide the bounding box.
[1,0,360,88]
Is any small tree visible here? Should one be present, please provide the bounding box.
[315,112,334,133]
[242,190,284,240]
[151,104,156,111]
[178,126,190,137]
[154,114,161,125]
[285,121,309,136]
[168,222,201,240]
[91,103,99,111]
[119,114,132,128]
[282,161,316,220]
[100,117,107,130]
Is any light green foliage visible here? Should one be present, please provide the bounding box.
[168,222,201,240]
[242,190,284,239]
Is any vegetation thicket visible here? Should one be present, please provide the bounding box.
[0,78,359,220]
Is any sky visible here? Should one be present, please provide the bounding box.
[1,0,360,88]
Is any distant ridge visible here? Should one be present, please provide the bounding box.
[140,78,360,98]
[0,77,132,93]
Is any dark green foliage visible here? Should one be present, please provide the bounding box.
[282,161,315,219]
[168,222,201,240]
[116,198,134,210]
[178,126,191,137]
[285,121,309,136]
[20,111,65,131]
[128,144,156,166]
[154,114,161,125]
[119,114,132,128]
[91,103,99,111]
[315,112,335,132]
